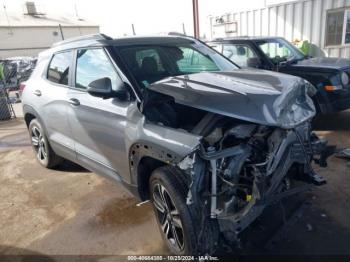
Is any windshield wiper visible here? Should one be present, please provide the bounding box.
[281,56,303,66]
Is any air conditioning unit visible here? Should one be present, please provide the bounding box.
[25,2,37,15]
[225,22,238,33]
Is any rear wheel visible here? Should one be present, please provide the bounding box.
[29,119,63,168]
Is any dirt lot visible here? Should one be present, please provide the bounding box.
[0,110,350,257]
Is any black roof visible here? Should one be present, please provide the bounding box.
[49,33,197,53]
[210,36,284,42]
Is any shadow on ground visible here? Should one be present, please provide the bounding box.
[55,160,89,173]
[0,246,55,262]
[313,110,350,131]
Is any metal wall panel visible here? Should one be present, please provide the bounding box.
[293,1,303,41]
[262,8,269,36]
[212,0,350,58]
[302,1,312,42]
[254,10,261,36]
[247,11,252,35]
[0,26,99,58]
[269,6,278,36]
[285,4,294,40]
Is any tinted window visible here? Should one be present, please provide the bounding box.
[135,49,165,71]
[222,44,257,67]
[258,42,292,59]
[117,42,234,89]
[208,43,223,53]
[47,51,72,85]
[256,38,304,64]
[75,49,121,90]
[176,47,219,73]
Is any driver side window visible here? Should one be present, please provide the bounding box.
[176,47,219,73]
[75,48,121,90]
[222,44,257,67]
[259,42,292,59]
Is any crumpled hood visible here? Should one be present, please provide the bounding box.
[292,57,350,70]
[147,69,316,129]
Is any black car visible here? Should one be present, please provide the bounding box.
[209,37,350,114]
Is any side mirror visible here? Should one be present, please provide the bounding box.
[247,57,262,68]
[87,77,128,100]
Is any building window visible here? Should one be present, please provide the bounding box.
[325,9,350,46]
[345,11,350,44]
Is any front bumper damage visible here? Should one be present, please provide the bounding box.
[178,122,334,243]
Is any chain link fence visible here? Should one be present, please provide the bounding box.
[0,82,16,121]
[0,57,36,121]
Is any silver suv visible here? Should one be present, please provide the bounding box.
[22,34,332,255]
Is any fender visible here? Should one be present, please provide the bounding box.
[23,104,48,135]
[129,140,184,186]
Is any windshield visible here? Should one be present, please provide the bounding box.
[255,38,305,64]
[115,41,237,90]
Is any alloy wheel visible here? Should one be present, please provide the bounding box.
[31,126,47,162]
[152,183,185,252]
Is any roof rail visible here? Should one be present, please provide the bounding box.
[168,32,201,41]
[212,37,224,41]
[168,32,187,37]
[52,33,112,47]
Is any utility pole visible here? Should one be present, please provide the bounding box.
[131,24,136,35]
[58,24,64,40]
[192,0,199,38]
[209,15,213,40]
[3,5,13,35]
[74,3,79,17]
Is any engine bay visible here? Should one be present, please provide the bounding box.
[140,88,334,253]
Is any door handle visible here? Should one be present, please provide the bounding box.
[68,98,80,106]
[33,90,42,96]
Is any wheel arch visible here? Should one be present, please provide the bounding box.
[23,105,46,129]
[129,141,185,201]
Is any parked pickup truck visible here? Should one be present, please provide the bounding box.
[209,37,350,114]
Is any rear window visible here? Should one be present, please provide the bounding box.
[47,51,72,85]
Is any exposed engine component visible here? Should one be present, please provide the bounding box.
[142,85,333,254]
[178,116,333,251]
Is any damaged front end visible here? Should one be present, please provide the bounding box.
[178,120,333,251]
[141,70,334,253]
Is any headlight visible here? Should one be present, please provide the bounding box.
[341,72,349,86]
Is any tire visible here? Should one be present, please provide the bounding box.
[28,119,63,168]
[150,166,219,255]
[150,166,198,254]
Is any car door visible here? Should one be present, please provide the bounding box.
[40,50,76,160]
[66,47,132,182]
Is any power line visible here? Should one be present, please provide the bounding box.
[3,4,13,35]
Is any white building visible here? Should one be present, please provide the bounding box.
[210,0,350,58]
[0,2,99,58]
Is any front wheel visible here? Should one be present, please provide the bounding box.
[150,166,220,255]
